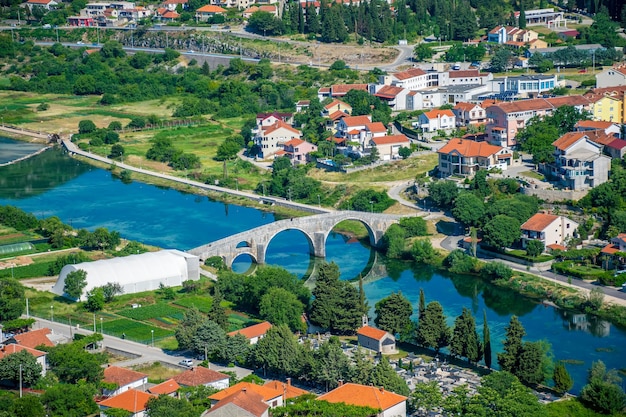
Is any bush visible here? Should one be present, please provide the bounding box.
[89,137,104,146]
[443,249,480,274]
[481,262,513,281]
[37,103,49,111]
[399,217,428,237]
[78,120,96,134]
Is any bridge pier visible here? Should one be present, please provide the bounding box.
[313,232,326,258]
[256,243,266,265]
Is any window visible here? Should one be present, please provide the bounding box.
[567,223,570,228]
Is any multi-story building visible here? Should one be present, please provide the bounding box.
[453,102,486,127]
[417,109,456,132]
[254,121,302,159]
[520,212,578,248]
[437,138,509,177]
[595,66,626,89]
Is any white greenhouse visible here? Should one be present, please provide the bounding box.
[51,250,200,301]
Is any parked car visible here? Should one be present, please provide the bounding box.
[179,359,193,367]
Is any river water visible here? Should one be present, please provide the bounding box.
[0,140,624,393]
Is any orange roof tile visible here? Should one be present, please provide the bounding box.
[283,138,305,147]
[547,243,567,251]
[263,380,309,399]
[357,325,390,340]
[328,110,348,121]
[0,344,46,359]
[372,134,409,145]
[210,382,282,402]
[365,122,387,133]
[454,102,480,112]
[575,120,616,130]
[488,98,552,113]
[552,132,587,150]
[318,383,406,410]
[393,67,426,80]
[324,99,350,110]
[374,85,404,99]
[601,244,620,254]
[259,5,276,12]
[173,366,229,387]
[437,138,502,158]
[196,5,226,13]
[244,5,259,12]
[545,95,590,108]
[12,328,54,349]
[227,321,272,340]
[262,121,301,136]
[341,115,372,127]
[148,378,180,395]
[448,69,485,78]
[103,365,148,388]
[162,10,179,18]
[520,213,559,232]
[27,0,54,3]
[99,389,154,413]
[422,109,455,119]
[209,388,268,417]
[163,0,187,4]
[331,84,368,96]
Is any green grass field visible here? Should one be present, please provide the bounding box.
[173,296,213,313]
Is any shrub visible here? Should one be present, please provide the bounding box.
[37,103,49,111]
[399,217,428,237]
[78,120,96,134]
[481,262,513,281]
[443,249,480,274]
[89,137,104,146]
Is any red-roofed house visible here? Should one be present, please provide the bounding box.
[371,85,412,111]
[195,5,226,21]
[243,5,277,18]
[255,121,302,159]
[147,378,180,396]
[417,109,456,132]
[173,366,229,389]
[0,344,47,376]
[67,16,95,26]
[318,84,368,100]
[336,115,372,139]
[574,120,621,138]
[295,100,310,113]
[263,379,309,400]
[447,70,492,86]
[520,213,578,248]
[202,388,269,417]
[318,383,407,417]
[161,0,188,11]
[282,139,318,165]
[437,138,508,177]
[103,365,148,396]
[601,234,626,266]
[9,328,55,349]
[381,67,431,90]
[227,321,272,344]
[24,0,58,11]
[156,9,179,21]
[370,135,410,161]
[256,112,294,128]
[322,99,352,117]
[357,325,396,354]
[452,102,486,127]
[99,389,155,417]
[209,382,283,407]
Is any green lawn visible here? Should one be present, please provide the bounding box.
[173,296,213,313]
[519,170,545,181]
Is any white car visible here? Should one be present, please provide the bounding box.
[179,359,193,367]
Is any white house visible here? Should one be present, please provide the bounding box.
[227,321,272,344]
[596,66,626,89]
[318,383,407,417]
[417,109,456,132]
[370,135,410,161]
[520,213,579,248]
[102,365,148,396]
[437,138,508,177]
[254,121,302,159]
[453,102,486,127]
[24,0,58,11]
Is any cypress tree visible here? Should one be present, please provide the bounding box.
[450,307,482,364]
[483,310,492,369]
[418,288,426,321]
[208,286,228,331]
[519,3,527,29]
[553,362,574,394]
[497,315,525,373]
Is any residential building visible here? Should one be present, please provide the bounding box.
[574,120,621,138]
[487,26,538,44]
[0,344,47,376]
[585,87,626,123]
[548,132,611,190]
[417,109,456,132]
[321,99,351,117]
[243,5,277,18]
[372,85,412,111]
[209,382,283,408]
[254,121,302,159]
[379,67,434,91]
[520,213,579,248]
[447,69,493,86]
[356,325,396,354]
[155,9,179,21]
[67,16,96,26]
[7,328,55,349]
[209,0,252,8]
[263,379,309,400]
[317,84,368,100]
[601,234,626,261]
[596,66,626,89]
[102,365,148,396]
[295,100,310,112]
[318,383,407,417]
[227,321,272,344]
[370,135,410,161]
[202,389,269,417]
[437,138,508,177]
[503,74,557,98]
[24,0,57,11]
[147,378,180,397]
[172,367,229,389]
[99,389,154,417]
[195,5,226,21]
[336,115,372,139]
[161,0,187,11]
[527,38,548,50]
[453,102,486,127]
[522,8,565,27]
[255,112,293,129]
[281,139,318,165]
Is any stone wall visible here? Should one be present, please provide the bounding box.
[520,187,588,202]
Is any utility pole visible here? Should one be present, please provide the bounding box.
[19,364,22,398]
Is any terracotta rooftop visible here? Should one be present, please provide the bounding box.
[318,383,407,410]
[520,213,559,232]
[575,120,616,130]
[196,5,226,12]
[437,138,502,158]
[552,132,588,151]
[208,388,268,417]
[393,67,426,80]
[161,10,179,18]
[448,69,485,78]
[601,244,620,255]
[545,95,590,108]
[27,0,54,3]
[283,138,305,147]
[374,85,404,99]
[262,121,301,136]
[454,102,480,111]
[99,389,154,413]
[12,328,54,349]
[263,380,309,399]
[341,115,372,127]
[324,99,350,110]
[357,325,390,341]
[365,122,387,133]
[547,243,567,251]
[227,321,272,340]
[103,365,148,388]
[328,110,348,121]
[331,84,368,96]
[163,0,187,4]
[371,134,409,145]
[148,378,180,395]
[0,344,46,359]
[422,109,455,119]
[488,98,553,113]
[608,138,626,150]
[210,382,282,402]
[173,366,229,387]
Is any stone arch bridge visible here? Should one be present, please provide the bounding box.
[188,211,402,268]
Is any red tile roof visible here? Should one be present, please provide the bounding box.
[422,109,455,119]
[341,115,372,127]
[324,99,350,110]
[520,213,559,232]
[357,325,390,341]
[374,85,404,99]
[148,378,180,395]
[454,102,480,112]
[27,0,54,3]
[331,84,368,96]
[103,366,148,388]
[448,69,485,78]
[0,344,46,359]
[262,121,301,136]
[209,388,269,417]
[607,138,626,150]
[99,389,154,413]
[196,5,226,12]
[393,67,426,80]
[210,382,282,402]
[173,367,229,387]
[12,328,54,349]
[161,10,179,18]
[575,120,616,130]
[371,134,409,145]
[545,95,590,108]
[328,110,348,121]
[365,122,387,133]
[547,243,567,251]
[601,244,620,254]
[488,98,553,113]
[263,380,309,399]
[227,321,272,340]
[318,383,407,410]
[552,132,587,151]
[437,138,502,158]
[283,138,305,147]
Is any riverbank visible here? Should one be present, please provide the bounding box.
[0,144,53,167]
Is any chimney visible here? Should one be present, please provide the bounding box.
[286,378,291,386]
[338,380,344,387]
[380,387,385,393]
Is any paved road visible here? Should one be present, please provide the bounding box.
[33,318,253,378]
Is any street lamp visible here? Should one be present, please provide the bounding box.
[151,329,154,347]
[317,194,321,207]
[235,178,238,192]
[369,201,374,213]
[262,183,266,196]
[50,305,54,322]
[100,317,103,334]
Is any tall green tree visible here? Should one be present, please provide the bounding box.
[483,215,520,249]
[452,192,485,228]
[416,301,450,352]
[411,380,443,416]
[191,319,227,360]
[483,310,492,369]
[553,362,574,394]
[47,342,105,384]
[175,307,205,350]
[251,324,300,377]
[259,287,306,332]
[450,307,483,364]
[207,286,228,331]
[418,288,426,321]
[0,279,25,321]
[370,356,411,396]
[580,360,626,414]
[428,180,459,209]
[41,382,98,417]
[313,337,352,391]
[144,395,200,417]
[497,315,525,374]
[63,269,88,300]
[0,350,42,387]
[374,291,413,336]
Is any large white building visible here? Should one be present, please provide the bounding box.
[52,250,199,301]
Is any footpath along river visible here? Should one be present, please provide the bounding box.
[0,139,625,393]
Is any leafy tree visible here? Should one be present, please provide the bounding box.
[483,310,492,369]
[251,324,300,377]
[63,269,87,299]
[443,249,480,274]
[85,287,105,312]
[47,342,105,384]
[102,282,123,302]
[452,192,485,228]
[100,41,125,59]
[175,307,205,350]
[41,382,98,417]
[526,240,545,258]
[10,395,45,417]
[411,380,443,416]
[374,291,413,336]
[481,262,513,281]
[191,319,227,360]
[553,362,574,394]
[108,121,122,131]
[497,315,525,374]
[416,301,450,352]
[78,120,96,134]
[109,144,125,159]
[450,307,483,364]
[0,350,42,387]
[580,360,626,414]
[260,287,306,332]
[489,47,512,72]
[215,136,242,161]
[428,180,458,209]
[411,239,438,265]
[207,286,228,331]
[313,337,352,391]
[223,333,251,365]
[0,278,25,321]
[414,43,434,61]
[399,217,428,237]
[370,356,410,396]
[382,224,406,258]
[516,341,545,385]
[248,11,285,36]
[483,215,520,249]
[144,395,200,417]
[272,394,378,417]
[103,131,119,145]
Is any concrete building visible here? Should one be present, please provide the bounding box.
[173,367,229,389]
[437,138,508,177]
[453,102,486,127]
[209,382,283,408]
[522,8,565,27]
[371,85,413,111]
[202,389,269,417]
[281,139,317,165]
[548,132,611,190]
[356,325,396,354]
[318,383,407,417]
[147,379,180,397]
[487,26,538,44]
[503,74,557,98]
[195,4,226,21]
[417,109,456,132]
[447,69,493,86]
[370,135,410,161]
[520,213,578,248]
[254,121,302,159]
[584,86,626,123]
[321,99,351,117]
[595,65,626,89]
[52,250,199,301]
